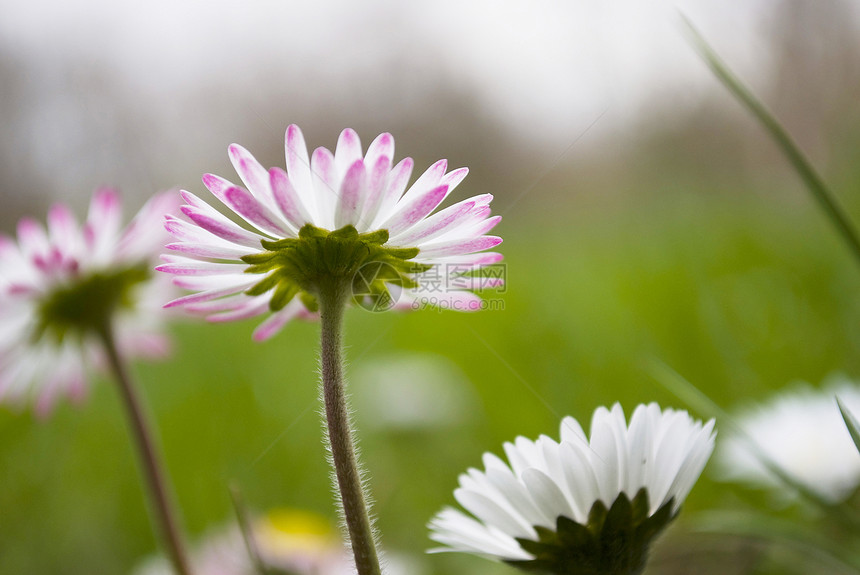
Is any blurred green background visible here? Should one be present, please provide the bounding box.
[3,180,860,573]
[3,0,860,573]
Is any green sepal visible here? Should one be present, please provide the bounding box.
[269,282,298,312]
[240,224,424,313]
[298,223,328,239]
[260,237,300,251]
[34,264,151,344]
[300,292,319,313]
[384,246,420,260]
[241,251,281,265]
[505,490,677,575]
[246,273,281,297]
[359,229,389,245]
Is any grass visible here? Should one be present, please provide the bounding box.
[1,184,859,574]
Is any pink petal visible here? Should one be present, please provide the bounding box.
[395,159,447,208]
[284,124,315,213]
[380,184,449,237]
[335,128,363,176]
[118,190,182,260]
[311,146,338,229]
[180,205,265,248]
[164,285,250,308]
[426,251,504,268]
[47,204,78,247]
[416,235,503,259]
[171,273,257,292]
[207,297,271,323]
[165,241,253,260]
[373,157,414,227]
[334,160,366,228]
[86,187,122,255]
[356,154,392,230]
[364,132,394,169]
[270,167,312,230]
[202,173,235,198]
[441,167,469,192]
[252,301,305,341]
[433,214,501,244]
[389,198,476,246]
[222,186,292,237]
[184,293,257,314]
[17,218,48,257]
[156,257,247,276]
[229,144,278,209]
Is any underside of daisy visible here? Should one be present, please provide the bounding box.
[160,125,503,340]
[428,404,715,574]
[241,223,428,313]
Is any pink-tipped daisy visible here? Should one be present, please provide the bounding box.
[158,125,503,341]
[428,403,716,575]
[0,189,180,415]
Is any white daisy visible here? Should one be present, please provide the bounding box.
[428,403,715,574]
[158,125,503,341]
[716,379,860,504]
[0,189,179,415]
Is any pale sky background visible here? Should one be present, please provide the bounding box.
[1,0,858,217]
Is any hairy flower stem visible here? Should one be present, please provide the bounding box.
[318,279,382,575]
[98,321,193,575]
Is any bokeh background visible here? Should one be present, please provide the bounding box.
[2,0,860,573]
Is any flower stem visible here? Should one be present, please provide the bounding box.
[98,321,193,575]
[317,279,382,575]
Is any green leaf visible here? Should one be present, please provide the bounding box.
[837,397,860,455]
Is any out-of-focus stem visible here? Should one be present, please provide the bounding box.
[99,321,193,575]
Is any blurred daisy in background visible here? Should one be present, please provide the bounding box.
[133,508,424,575]
[0,188,179,415]
[351,352,479,431]
[159,124,503,341]
[716,378,860,504]
[428,403,716,575]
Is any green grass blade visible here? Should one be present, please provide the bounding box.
[679,13,860,269]
[837,397,860,455]
[691,511,860,574]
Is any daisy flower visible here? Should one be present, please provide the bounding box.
[428,403,716,575]
[716,379,860,504]
[0,188,179,415]
[158,124,503,341]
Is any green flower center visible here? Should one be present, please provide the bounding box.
[34,264,151,343]
[506,489,676,575]
[241,224,428,312]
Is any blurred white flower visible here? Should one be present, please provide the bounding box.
[133,508,423,575]
[428,403,715,574]
[0,188,179,415]
[716,379,860,503]
[351,352,478,430]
